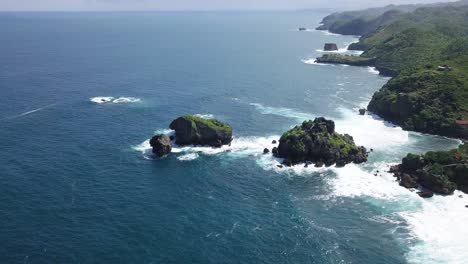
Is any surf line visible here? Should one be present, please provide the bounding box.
[1,103,56,120]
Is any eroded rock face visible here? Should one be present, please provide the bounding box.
[275,117,367,166]
[391,144,468,195]
[169,115,233,147]
[324,43,338,51]
[150,134,172,157]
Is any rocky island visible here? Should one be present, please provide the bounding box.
[315,54,375,67]
[390,144,468,197]
[150,115,233,157]
[274,117,368,167]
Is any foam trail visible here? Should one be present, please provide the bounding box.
[250,103,313,122]
[112,97,141,104]
[2,103,56,120]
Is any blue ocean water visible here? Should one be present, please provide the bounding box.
[0,12,465,263]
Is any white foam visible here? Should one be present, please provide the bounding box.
[318,30,341,36]
[328,162,468,264]
[177,153,199,161]
[90,96,114,104]
[403,192,468,264]
[90,96,141,104]
[194,114,215,119]
[301,58,331,66]
[334,107,409,150]
[367,67,380,75]
[250,103,313,122]
[133,134,281,161]
[112,97,141,104]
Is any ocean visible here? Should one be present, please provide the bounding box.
[0,11,465,263]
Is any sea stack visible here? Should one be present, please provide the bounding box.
[274,117,368,167]
[169,115,233,147]
[150,134,172,157]
[324,43,338,51]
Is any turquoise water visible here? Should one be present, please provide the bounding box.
[0,12,465,263]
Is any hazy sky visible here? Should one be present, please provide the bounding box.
[0,0,458,11]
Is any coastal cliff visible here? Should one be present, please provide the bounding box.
[316,1,468,139]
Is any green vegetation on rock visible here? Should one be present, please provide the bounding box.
[276,117,367,166]
[169,115,233,147]
[317,1,468,139]
[392,143,468,194]
[182,115,233,133]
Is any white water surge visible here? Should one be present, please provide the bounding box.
[248,99,465,263]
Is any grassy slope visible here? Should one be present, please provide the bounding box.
[319,3,468,138]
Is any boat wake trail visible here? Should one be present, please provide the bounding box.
[2,103,56,120]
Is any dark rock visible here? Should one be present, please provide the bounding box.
[272,140,277,144]
[276,117,367,167]
[298,27,307,31]
[304,163,309,168]
[150,134,172,157]
[324,43,338,51]
[169,115,232,147]
[336,160,346,168]
[465,205,468,208]
[418,166,456,195]
[169,135,175,141]
[417,191,434,198]
[399,173,418,189]
[263,148,270,154]
[277,165,284,168]
[272,147,279,155]
[315,161,324,168]
[359,108,366,115]
[389,164,401,173]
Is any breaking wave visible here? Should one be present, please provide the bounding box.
[90,96,141,104]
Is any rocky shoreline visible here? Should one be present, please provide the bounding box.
[314,3,468,140]
[389,144,468,197]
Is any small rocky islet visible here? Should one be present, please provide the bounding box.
[273,117,368,167]
[150,115,233,157]
[149,116,367,168]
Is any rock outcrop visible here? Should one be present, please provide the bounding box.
[169,115,233,147]
[324,43,338,51]
[150,134,172,157]
[274,117,368,166]
[315,54,376,66]
[390,144,468,196]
